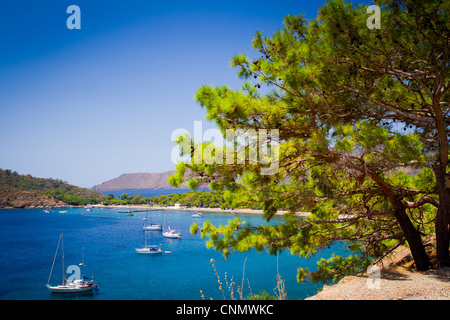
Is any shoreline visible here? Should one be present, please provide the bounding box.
[1,204,310,217]
[90,204,310,217]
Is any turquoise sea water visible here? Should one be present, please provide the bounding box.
[0,207,337,300]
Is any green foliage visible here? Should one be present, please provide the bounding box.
[46,189,99,206]
[118,193,130,201]
[98,193,151,206]
[150,190,229,209]
[246,290,276,300]
[171,0,447,281]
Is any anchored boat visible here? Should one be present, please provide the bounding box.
[46,231,96,293]
[136,229,163,254]
[163,226,181,239]
[142,214,162,231]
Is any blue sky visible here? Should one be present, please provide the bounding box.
[0,0,346,188]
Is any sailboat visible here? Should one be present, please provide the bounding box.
[46,231,96,293]
[142,213,162,231]
[136,230,163,254]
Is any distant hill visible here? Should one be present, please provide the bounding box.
[0,169,103,208]
[92,171,178,191]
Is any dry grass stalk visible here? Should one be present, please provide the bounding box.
[205,257,287,300]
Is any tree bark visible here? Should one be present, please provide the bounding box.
[392,203,430,271]
[433,164,450,268]
[361,163,430,271]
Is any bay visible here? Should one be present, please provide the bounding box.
[0,206,337,300]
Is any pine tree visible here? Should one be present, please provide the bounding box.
[314,0,449,267]
[170,0,449,281]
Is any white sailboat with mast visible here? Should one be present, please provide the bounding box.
[162,197,181,239]
[46,230,95,293]
[135,230,163,254]
[142,212,162,231]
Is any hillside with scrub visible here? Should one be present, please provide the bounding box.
[0,169,103,207]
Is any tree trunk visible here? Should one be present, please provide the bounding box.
[359,163,431,270]
[433,164,450,268]
[393,203,430,271]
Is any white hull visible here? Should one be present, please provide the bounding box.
[46,283,93,293]
[135,248,163,254]
[47,232,97,294]
[163,231,181,239]
[143,225,163,231]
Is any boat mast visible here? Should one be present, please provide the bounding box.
[82,247,85,280]
[144,230,148,249]
[47,231,62,286]
[62,230,66,286]
[164,195,168,230]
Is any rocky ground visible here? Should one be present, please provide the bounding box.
[0,187,65,208]
[306,266,449,300]
[306,243,450,300]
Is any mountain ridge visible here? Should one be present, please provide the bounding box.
[92,171,178,191]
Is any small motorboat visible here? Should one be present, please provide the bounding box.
[163,226,181,239]
[192,212,203,218]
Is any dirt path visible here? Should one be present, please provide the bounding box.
[306,266,450,300]
[306,244,450,300]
